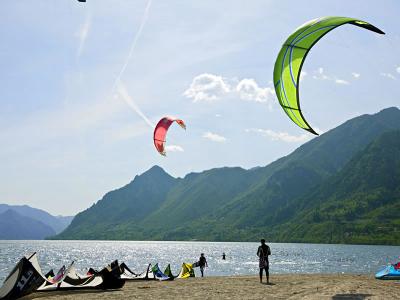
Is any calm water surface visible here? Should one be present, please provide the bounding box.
[0,241,399,282]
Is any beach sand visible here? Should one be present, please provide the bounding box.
[23,274,399,300]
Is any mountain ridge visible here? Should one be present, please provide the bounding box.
[0,209,56,240]
[54,107,400,244]
[0,204,73,235]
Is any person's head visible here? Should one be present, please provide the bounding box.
[201,253,204,257]
[260,239,266,245]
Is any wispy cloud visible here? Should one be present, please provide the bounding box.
[0,96,126,157]
[116,81,154,128]
[202,132,227,142]
[313,67,330,80]
[351,72,360,79]
[312,67,350,85]
[183,73,230,102]
[335,79,349,85]
[76,12,91,57]
[111,0,152,92]
[380,72,396,80]
[110,122,149,141]
[396,66,400,74]
[245,128,311,143]
[165,145,184,152]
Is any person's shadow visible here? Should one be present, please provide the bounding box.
[332,294,372,300]
[261,282,276,286]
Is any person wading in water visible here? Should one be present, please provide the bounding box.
[257,239,271,283]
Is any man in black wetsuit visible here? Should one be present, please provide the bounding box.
[257,239,271,283]
[199,253,208,277]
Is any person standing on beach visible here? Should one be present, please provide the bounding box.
[257,239,271,283]
[222,252,226,260]
[199,253,208,277]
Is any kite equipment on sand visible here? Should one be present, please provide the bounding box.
[273,16,384,134]
[375,262,400,280]
[153,117,186,156]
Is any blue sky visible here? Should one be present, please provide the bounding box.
[0,0,399,215]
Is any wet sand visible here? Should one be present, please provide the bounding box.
[23,274,399,300]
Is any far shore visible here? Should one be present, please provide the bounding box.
[23,274,399,300]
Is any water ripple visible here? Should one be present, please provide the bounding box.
[0,241,399,282]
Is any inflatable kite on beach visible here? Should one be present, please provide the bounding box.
[273,16,385,135]
[153,117,186,156]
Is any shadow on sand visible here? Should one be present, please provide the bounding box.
[332,294,372,300]
[21,289,122,299]
[261,282,276,286]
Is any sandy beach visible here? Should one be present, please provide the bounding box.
[22,274,399,300]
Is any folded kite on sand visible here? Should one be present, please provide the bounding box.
[375,262,400,280]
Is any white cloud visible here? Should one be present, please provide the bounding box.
[202,131,227,142]
[165,145,184,152]
[335,79,349,85]
[236,78,275,103]
[352,72,360,79]
[380,72,396,80]
[245,128,311,143]
[396,66,400,74]
[183,73,231,102]
[184,74,275,106]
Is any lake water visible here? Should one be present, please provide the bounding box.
[0,241,399,282]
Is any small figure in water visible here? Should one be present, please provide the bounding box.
[257,239,271,284]
[199,253,208,277]
[222,252,226,260]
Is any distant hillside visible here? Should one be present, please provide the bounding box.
[0,209,55,240]
[0,204,73,234]
[55,107,400,245]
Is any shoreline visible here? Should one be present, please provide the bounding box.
[23,274,399,300]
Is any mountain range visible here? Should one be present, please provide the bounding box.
[0,204,73,239]
[55,107,400,245]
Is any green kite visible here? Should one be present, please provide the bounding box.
[273,17,384,135]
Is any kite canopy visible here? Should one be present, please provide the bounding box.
[273,16,385,135]
[177,263,195,279]
[153,117,186,156]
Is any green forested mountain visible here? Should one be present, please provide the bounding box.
[55,107,400,244]
[274,130,400,245]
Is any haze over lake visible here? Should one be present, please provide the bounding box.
[0,241,399,282]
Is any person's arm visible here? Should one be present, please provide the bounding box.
[267,246,271,256]
[257,246,261,257]
[206,259,208,267]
